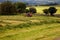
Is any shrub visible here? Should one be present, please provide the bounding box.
[25,9,29,13]
[0,1,16,15]
[48,7,57,16]
[43,9,49,15]
[15,2,26,13]
[29,7,37,14]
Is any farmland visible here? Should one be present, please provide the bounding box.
[0,6,60,40]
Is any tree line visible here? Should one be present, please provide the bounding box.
[0,1,57,16]
[0,1,26,15]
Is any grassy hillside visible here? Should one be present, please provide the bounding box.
[0,14,60,40]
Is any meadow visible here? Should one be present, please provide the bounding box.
[0,6,60,40]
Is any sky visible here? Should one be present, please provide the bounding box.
[0,0,60,2]
[17,0,60,4]
[17,0,60,2]
[0,0,60,4]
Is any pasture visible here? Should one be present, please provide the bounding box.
[0,6,60,40]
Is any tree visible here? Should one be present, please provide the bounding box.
[48,7,57,16]
[29,7,37,14]
[14,2,26,13]
[0,1,16,15]
[43,9,49,15]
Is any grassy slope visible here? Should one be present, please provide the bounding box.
[0,15,60,40]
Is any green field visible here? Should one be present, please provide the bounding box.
[0,6,60,40]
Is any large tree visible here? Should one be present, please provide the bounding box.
[0,1,16,15]
[14,2,26,13]
[48,7,57,16]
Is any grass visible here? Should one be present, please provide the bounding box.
[0,15,60,40]
[0,6,60,40]
[0,23,60,40]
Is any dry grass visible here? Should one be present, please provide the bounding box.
[0,6,60,40]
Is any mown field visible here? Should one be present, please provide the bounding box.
[0,6,60,40]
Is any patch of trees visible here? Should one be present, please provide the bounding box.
[0,1,27,15]
[0,1,16,15]
[29,7,37,14]
[25,7,37,17]
[14,2,26,13]
[0,1,57,17]
[43,9,49,15]
[26,7,37,14]
[43,7,57,16]
[0,1,37,16]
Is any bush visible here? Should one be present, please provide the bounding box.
[0,1,16,15]
[48,7,57,16]
[43,9,49,15]
[15,2,26,13]
[25,9,29,13]
[29,7,37,14]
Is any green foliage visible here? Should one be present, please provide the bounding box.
[14,2,26,13]
[0,1,16,15]
[43,7,57,16]
[48,7,57,16]
[29,7,37,14]
[25,9,29,13]
[43,9,49,15]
